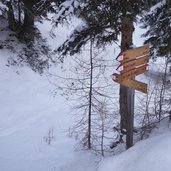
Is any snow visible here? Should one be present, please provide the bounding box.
[0,49,99,171]
[0,2,7,15]
[0,10,171,171]
[52,0,83,26]
[98,119,171,171]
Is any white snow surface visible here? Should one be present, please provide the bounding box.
[0,50,99,171]
[98,120,171,171]
[0,16,171,171]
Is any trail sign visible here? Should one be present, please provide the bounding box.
[112,45,150,93]
[112,45,150,150]
[113,64,148,83]
[113,78,147,94]
[116,55,149,73]
[116,45,150,63]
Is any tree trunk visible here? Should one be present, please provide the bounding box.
[119,14,134,144]
[166,0,171,8]
[88,40,93,149]
[21,0,35,41]
[18,0,22,27]
[6,0,17,31]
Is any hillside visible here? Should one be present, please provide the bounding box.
[99,119,171,171]
[0,18,100,171]
[0,8,171,171]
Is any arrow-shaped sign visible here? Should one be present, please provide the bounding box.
[112,45,150,94]
[112,64,148,82]
[116,52,124,62]
[116,55,149,73]
[116,45,150,63]
[111,78,147,93]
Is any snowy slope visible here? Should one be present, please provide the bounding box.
[98,119,171,171]
[0,51,99,171]
[0,14,171,171]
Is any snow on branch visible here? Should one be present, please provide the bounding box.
[56,20,118,58]
[55,22,89,57]
[0,2,8,15]
[53,0,84,26]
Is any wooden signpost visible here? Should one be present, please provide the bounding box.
[113,45,150,93]
[116,44,150,63]
[118,79,147,94]
[112,45,150,149]
[113,64,148,82]
[116,55,149,73]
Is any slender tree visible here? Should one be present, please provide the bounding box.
[54,0,158,148]
[6,0,17,31]
[49,42,115,152]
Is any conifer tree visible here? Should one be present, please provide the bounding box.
[0,0,63,73]
[142,0,171,123]
[1,0,63,40]
[54,0,158,148]
[142,0,171,58]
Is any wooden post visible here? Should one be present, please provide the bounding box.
[113,45,150,149]
[120,14,134,149]
[126,87,134,149]
[88,40,93,149]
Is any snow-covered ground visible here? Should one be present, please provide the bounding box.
[99,119,171,171]
[0,17,171,171]
[0,51,100,171]
[0,17,102,171]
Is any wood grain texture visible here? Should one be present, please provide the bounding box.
[119,55,149,73]
[121,79,147,93]
[123,45,150,62]
[114,64,148,82]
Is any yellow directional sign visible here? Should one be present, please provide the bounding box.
[113,45,150,94]
[123,45,150,63]
[117,55,149,73]
[112,45,150,150]
[119,79,147,93]
[114,64,148,82]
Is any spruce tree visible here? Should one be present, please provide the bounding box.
[54,0,158,148]
[142,0,171,123]
[0,0,63,73]
[142,0,171,58]
[1,0,63,39]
